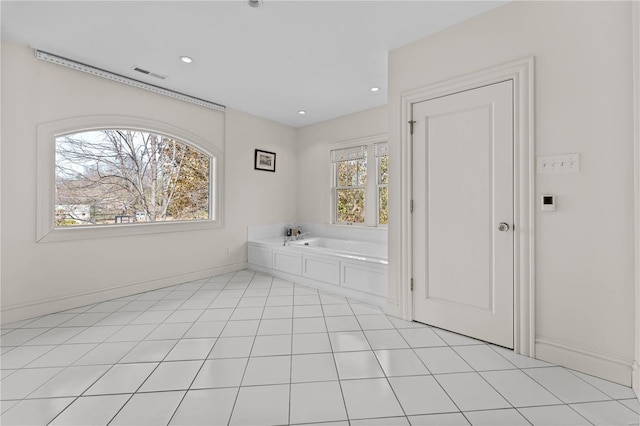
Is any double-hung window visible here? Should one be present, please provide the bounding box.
[331,140,388,226]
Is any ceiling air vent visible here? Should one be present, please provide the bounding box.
[133,66,166,80]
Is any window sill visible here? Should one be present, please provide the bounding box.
[330,222,388,229]
[37,219,221,243]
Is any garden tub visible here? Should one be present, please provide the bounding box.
[289,237,387,264]
[248,236,388,305]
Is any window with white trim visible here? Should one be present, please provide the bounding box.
[331,140,388,226]
[37,116,223,243]
[55,129,214,227]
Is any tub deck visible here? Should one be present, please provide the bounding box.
[289,237,387,265]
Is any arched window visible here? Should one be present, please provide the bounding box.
[37,117,223,242]
[55,129,213,226]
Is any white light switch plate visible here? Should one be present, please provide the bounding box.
[537,154,579,174]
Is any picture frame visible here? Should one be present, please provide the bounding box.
[254,149,276,172]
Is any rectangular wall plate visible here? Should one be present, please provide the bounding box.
[541,194,556,211]
[537,154,580,174]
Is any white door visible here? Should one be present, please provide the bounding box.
[412,80,514,348]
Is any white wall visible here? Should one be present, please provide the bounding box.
[296,106,387,224]
[225,107,298,241]
[389,1,635,385]
[633,0,640,399]
[0,41,297,323]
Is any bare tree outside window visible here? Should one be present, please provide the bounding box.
[378,153,388,225]
[331,142,388,226]
[55,129,212,227]
[336,157,367,224]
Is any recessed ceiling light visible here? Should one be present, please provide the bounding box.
[180,56,193,64]
[370,87,380,92]
[247,0,262,8]
[298,110,306,115]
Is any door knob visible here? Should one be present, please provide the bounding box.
[498,222,510,232]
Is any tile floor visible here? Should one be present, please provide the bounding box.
[1,270,638,425]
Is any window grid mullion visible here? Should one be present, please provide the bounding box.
[335,185,366,190]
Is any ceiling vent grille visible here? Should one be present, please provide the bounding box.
[34,50,225,112]
[133,66,166,80]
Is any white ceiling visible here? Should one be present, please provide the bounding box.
[1,1,504,127]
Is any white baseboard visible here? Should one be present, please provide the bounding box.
[536,337,634,386]
[0,262,247,325]
[633,361,640,399]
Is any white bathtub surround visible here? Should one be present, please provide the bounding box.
[289,238,387,263]
[298,223,387,246]
[248,223,389,311]
[247,223,387,246]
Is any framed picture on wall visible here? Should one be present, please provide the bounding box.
[254,149,276,172]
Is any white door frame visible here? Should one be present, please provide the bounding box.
[398,57,535,356]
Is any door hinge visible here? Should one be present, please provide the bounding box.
[410,278,414,291]
[410,200,414,213]
[409,120,416,135]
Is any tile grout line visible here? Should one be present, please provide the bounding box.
[445,341,539,425]
[13,320,156,416]
[102,339,182,423]
[520,365,615,404]
[9,319,139,411]
[388,316,480,425]
[351,306,412,424]
[385,314,474,423]
[287,281,308,425]
[514,368,601,426]
[448,338,597,425]
[565,366,633,401]
[2,270,636,425]
[319,290,351,425]
[446,343,529,419]
[486,345,597,424]
[401,322,600,424]
[99,276,215,425]
[513,405,593,426]
[193,272,253,425]
[164,273,238,425]
[223,270,272,426]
